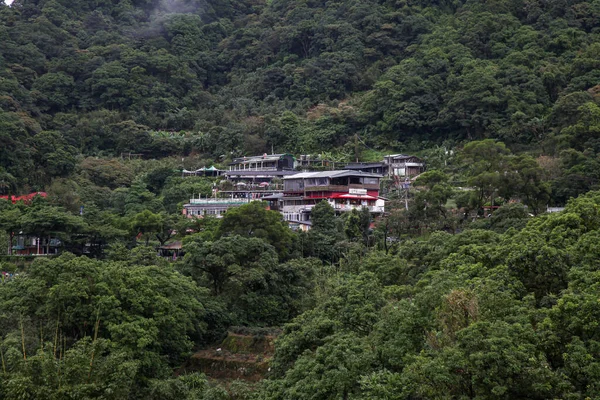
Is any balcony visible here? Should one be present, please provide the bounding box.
[304,185,348,192]
[281,204,315,213]
[332,204,384,213]
[349,183,380,190]
[304,184,379,192]
[189,198,252,205]
[229,166,278,171]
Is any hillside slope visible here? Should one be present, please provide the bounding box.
[0,0,599,187]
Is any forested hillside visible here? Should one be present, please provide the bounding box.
[2,0,600,398]
[1,0,600,185]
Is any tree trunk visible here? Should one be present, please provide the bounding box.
[383,223,389,255]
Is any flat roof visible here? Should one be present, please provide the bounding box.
[283,170,383,180]
[345,162,386,169]
[260,193,284,200]
[385,154,421,160]
[230,153,293,164]
[225,170,299,177]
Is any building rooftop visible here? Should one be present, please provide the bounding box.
[186,198,252,205]
[225,170,299,177]
[182,166,224,173]
[345,162,386,169]
[283,170,383,180]
[230,153,293,164]
[260,193,284,200]
[384,154,421,160]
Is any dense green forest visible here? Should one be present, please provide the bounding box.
[1,0,600,195]
[3,192,600,398]
[2,0,600,398]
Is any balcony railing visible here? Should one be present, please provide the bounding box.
[304,184,379,192]
[333,204,384,213]
[228,166,279,171]
[349,183,380,190]
[189,198,252,205]
[281,204,315,213]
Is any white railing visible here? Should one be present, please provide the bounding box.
[281,204,315,213]
[333,204,384,213]
[228,166,278,171]
[282,203,384,213]
[189,198,252,205]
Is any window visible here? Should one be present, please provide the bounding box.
[285,179,304,191]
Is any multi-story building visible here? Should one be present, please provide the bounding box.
[296,154,336,169]
[228,153,295,171]
[11,236,61,256]
[344,162,388,175]
[341,155,425,178]
[382,154,425,178]
[182,197,253,218]
[280,170,385,225]
[225,153,297,185]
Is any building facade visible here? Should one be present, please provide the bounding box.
[228,153,295,172]
[225,153,298,185]
[183,198,253,218]
[280,170,385,224]
[344,162,388,175]
[382,154,425,178]
[12,235,61,256]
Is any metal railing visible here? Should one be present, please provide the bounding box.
[333,204,384,213]
[189,198,252,205]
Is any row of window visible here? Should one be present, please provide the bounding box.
[284,177,380,191]
[187,208,227,216]
[283,213,310,222]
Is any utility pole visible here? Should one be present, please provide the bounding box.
[403,179,410,211]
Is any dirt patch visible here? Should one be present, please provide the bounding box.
[181,331,278,382]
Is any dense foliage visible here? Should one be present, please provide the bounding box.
[252,192,600,399]
[2,0,600,398]
[1,0,600,195]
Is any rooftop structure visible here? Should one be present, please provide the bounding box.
[344,162,388,175]
[182,166,225,177]
[228,153,295,171]
[296,154,335,168]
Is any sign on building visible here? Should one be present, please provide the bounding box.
[349,188,367,195]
